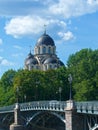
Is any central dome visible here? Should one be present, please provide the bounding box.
[36,33,55,46]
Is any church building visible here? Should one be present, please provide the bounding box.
[24,31,64,71]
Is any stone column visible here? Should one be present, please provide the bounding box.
[10,103,24,130]
[65,100,84,130]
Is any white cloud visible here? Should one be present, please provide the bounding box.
[12,53,23,57]
[0,0,98,18]
[0,57,14,66]
[49,0,98,18]
[58,31,75,41]
[5,16,49,38]
[4,16,67,38]
[0,38,3,45]
[13,45,22,50]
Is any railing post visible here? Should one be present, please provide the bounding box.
[65,100,84,130]
[10,103,25,130]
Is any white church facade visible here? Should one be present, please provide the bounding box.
[24,31,64,71]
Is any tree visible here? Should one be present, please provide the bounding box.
[67,49,98,101]
[0,69,16,106]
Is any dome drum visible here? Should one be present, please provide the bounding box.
[34,44,56,55]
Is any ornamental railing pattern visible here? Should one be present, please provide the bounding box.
[0,101,66,113]
[0,101,98,115]
[76,101,98,114]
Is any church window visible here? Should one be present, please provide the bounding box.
[53,48,55,54]
[38,47,40,54]
[44,65,47,70]
[43,46,46,53]
[48,47,51,54]
[49,64,52,68]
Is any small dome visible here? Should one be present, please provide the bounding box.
[25,58,38,65]
[26,52,33,59]
[36,33,55,46]
[59,60,65,66]
[25,53,38,65]
[44,57,57,64]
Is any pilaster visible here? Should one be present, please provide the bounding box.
[10,103,24,130]
[65,100,84,130]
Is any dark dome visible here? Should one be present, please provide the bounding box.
[25,52,38,65]
[36,33,55,46]
[59,60,65,66]
[26,52,33,59]
[44,57,64,66]
[25,58,38,65]
[44,57,57,64]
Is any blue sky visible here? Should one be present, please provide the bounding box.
[0,0,98,77]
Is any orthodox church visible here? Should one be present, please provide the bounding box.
[24,30,64,71]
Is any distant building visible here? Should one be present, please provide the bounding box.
[24,31,64,71]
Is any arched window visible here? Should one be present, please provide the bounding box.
[38,47,40,54]
[43,46,46,53]
[53,47,55,54]
[44,65,47,70]
[48,47,51,54]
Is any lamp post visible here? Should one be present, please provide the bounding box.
[35,80,40,100]
[16,87,19,103]
[68,74,72,100]
[24,95,26,102]
[59,87,62,101]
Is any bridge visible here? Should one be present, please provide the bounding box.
[0,100,98,130]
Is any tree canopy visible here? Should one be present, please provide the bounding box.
[67,49,98,101]
[0,48,98,106]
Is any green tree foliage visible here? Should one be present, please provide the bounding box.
[67,49,98,101]
[13,69,46,102]
[0,48,98,106]
[0,69,16,106]
[13,67,68,102]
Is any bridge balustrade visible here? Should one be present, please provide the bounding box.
[0,104,14,113]
[20,101,66,112]
[76,101,98,114]
[0,101,66,114]
[1,101,98,115]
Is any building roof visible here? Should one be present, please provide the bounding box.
[36,33,55,46]
[25,52,38,65]
[44,57,58,64]
[44,57,64,66]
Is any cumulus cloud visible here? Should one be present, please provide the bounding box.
[49,0,98,18]
[0,0,98,18]
[4,16,67,38]
[0,57,14,66]
[5,16,48,38]
[58,31,75,41]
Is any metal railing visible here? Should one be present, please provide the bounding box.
[0,101,66,113]
[0,101,98,115]
[76,101,98,114]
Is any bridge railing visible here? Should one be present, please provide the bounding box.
[0,101,66,113]
[1,100,98,114]
[20,101,66,112]
[0,104,15,113]
[76,101,98,114]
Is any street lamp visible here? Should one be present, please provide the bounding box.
[16,87,19,103]
[68,74,72,100]
[35,80,40,100]
[59,87,62,101]
[24,95,26,102]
